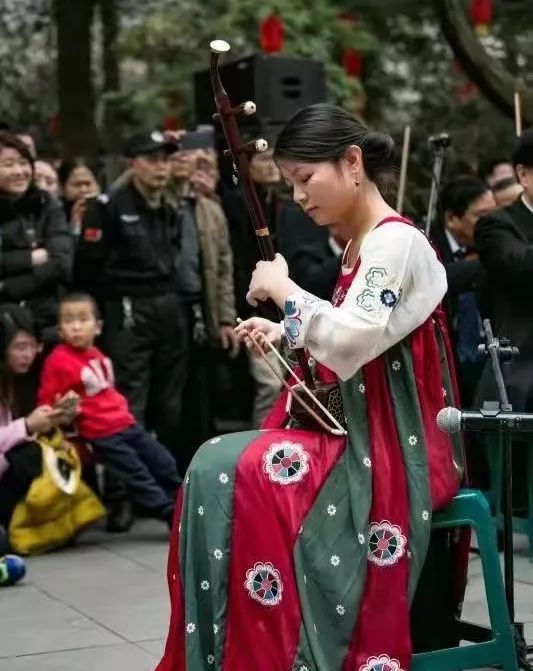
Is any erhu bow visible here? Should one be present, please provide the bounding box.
[210,39,346,436]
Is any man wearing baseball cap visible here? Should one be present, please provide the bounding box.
[74,130,187,530]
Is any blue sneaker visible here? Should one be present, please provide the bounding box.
[0,554,26,586]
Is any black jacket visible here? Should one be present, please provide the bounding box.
[430,224,484,298]
[75,181,181,299]
[475,197,533,410]
[0,188,72,330]
[289,238,341,300]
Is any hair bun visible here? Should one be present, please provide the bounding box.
[361,131,395,182]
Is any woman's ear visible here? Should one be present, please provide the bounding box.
[343,145,363,170]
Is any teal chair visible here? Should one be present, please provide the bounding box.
[484,435,533,562]
[412,489,518,671]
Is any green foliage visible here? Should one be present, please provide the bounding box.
[118,0,374,128]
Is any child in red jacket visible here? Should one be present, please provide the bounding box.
[39,293,180,525]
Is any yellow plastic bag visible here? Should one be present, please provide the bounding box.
[9,430,105,555]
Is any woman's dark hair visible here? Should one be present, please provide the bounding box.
[0,305,37,413]
[273,103,396,193]
[57,158,97,188]
[440,175,489,219]
[0,131,34,168]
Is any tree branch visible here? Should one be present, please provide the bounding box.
[435,0,532,124]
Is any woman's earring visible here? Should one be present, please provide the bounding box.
[354,177,360,187]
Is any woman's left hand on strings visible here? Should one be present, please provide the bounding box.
[246,253,290,307]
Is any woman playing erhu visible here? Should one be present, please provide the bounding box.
[157,103,464,671]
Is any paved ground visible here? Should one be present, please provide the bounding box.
[1,520,533,670]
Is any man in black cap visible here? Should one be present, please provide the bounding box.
[75,131,187,528]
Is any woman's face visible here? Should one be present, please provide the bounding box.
[0,147,32,197]
[6,331,39,375]
[63,165,99,202]
[34,161,59,198]
[278,156,358,226]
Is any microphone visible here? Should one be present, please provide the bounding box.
[436,406,533,434]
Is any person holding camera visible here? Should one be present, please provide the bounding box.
[74,131,188,472]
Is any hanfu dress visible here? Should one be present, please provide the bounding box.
[156,217,465,671]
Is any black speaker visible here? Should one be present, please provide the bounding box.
[194,53,326,126]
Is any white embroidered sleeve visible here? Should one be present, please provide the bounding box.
[283,223,447,380]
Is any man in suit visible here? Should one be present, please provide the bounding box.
[433,175,496,407]
[475,129,533,412]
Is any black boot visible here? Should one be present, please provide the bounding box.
[106,500,134,533]
[0,525,9,555]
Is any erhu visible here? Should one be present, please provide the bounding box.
[209,39,346,436]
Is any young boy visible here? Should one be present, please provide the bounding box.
[38,293,180,526]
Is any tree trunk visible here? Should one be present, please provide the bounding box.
[98,0,122,180]
[55,0,98,157]
[435,0,532,125]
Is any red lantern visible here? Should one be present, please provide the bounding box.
[260,15,284,54]
[48,114,60,139]
[469,0,493,36]
[163,116,180,132]
[343,49,363,78]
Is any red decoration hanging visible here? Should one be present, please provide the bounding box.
[343,49,363,78]
[48,114,60,139]
[163,116,180,132]
[469,0,493,36]
[260,14,284,54]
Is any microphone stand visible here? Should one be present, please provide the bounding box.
[478,319,533,669]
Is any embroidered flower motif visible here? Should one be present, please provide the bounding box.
[327,504,337,516]
[245,562,283,607]
[219,472,229,484]
[355,288,376,312]
[284,299,303,347]
[363,457,372,468]
[358,383,366,394]
[359,654,404,671]
[263,441,310,485]
[336,604,346,615]
[213,624,219,634]
[392,359,401,371]
[300,667,310,671]
[330,555,341,567]
[213,549,223,560]
[210,436,221,445]
[367,521,407,567]
[207,654,215,665]
[422,510,430,521]
[408,435,418,446]
[201,580,210,591]
[358,533,365,545]
[198,506,204,516]
[380,288,398,308]
[365,267,389,287]
[186,623,196,634]
[302,291,321,306]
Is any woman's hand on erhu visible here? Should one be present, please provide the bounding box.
[234,317,283,356]
[246,253,289,307]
